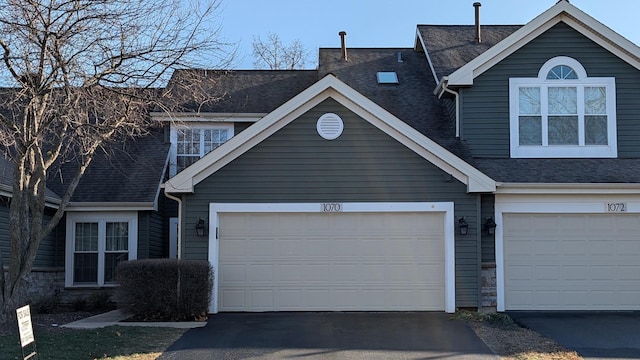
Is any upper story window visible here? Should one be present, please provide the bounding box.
[509,56,617,158]
[169,123,234,176]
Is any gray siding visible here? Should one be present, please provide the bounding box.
[461,22,640,158]
[0,199,64,269]
[137,210,165,259]
[0,199,10,266]
[181,98,483,307]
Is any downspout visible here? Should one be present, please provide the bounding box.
[164,191,183,260]
[438,78,461,138]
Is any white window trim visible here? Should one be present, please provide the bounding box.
[65,212,138,287]
[509,56,617,158]
[169,122,235,177]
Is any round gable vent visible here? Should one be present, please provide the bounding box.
[316,113,344,140]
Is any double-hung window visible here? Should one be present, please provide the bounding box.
[169,123,234,176]
[66,212,137,287]
[509,56,617,158]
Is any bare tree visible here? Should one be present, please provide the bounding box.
[252,32,309,70]
[0,0,233,317]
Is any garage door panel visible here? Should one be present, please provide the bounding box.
[248,238,276,256]
[248,265,274,282]
[221,289,246,311]
[251,290,275,309]
[220,264,246,282]
[218,212,445,311]
[618,241,640,255]
[504,213,640,310]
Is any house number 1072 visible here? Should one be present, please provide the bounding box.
[606,203,627,212]
[321,203,343,212]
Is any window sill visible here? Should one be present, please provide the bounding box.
[511,145,617,158]
[66,284,120,289]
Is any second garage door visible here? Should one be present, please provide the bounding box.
[218,212,445,312]
[504,213,640,310]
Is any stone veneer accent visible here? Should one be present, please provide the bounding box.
[481,262,497,308]
[5,267,66,305]
[3,268,113,310]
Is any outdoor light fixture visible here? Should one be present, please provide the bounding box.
[195,218,206,237]
[458,217,469,235]
[485,217,497,235]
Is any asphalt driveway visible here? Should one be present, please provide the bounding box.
[509,312,640,359]
[159,312,496,359]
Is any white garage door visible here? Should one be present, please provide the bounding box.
[504,213,640,310]
[218,212,445,311]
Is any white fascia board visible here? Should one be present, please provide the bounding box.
[496,182,640,195]
[152,112,266,123]
[165,74,496,194]
[65,202,156,211]
[0,185,61,209]
[415,28,440,84]
[447,1,640,86]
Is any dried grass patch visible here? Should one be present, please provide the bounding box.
[457,311,582,360]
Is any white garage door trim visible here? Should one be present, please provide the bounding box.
[208,202,456,313]
[495,194,640,311]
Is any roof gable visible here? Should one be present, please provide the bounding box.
[164,74,495,194]
[444,0,640,86]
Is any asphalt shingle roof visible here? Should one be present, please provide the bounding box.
[474,158,640,183]
[166,69,319,113]
[318,47,472,159]
[47,128,169,203]
[417,25,522,79]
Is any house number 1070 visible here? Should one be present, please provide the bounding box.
[321,203,343,212]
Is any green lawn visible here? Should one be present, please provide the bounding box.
[1,326,187,360]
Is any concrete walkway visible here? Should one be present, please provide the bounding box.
[62,310,207,329]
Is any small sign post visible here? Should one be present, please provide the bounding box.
[16,305,38,360]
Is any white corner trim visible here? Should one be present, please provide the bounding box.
[207,202,456,314]
[447,1,640,86]
[164,74,496,194]
[494,193,640,311]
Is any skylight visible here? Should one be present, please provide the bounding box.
[377,72,399,84]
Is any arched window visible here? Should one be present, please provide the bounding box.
[546,65,578,80]
[509,56,617,158]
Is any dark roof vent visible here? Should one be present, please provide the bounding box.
[474,2,482,43]
[339,31,348,61]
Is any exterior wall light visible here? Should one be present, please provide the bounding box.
[485,217,497,235]
[195,218,207,237]
[458,217,469,235]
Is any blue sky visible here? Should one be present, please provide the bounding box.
[218,0,640,69]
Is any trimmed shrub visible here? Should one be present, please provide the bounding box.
[114,259,213,321]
